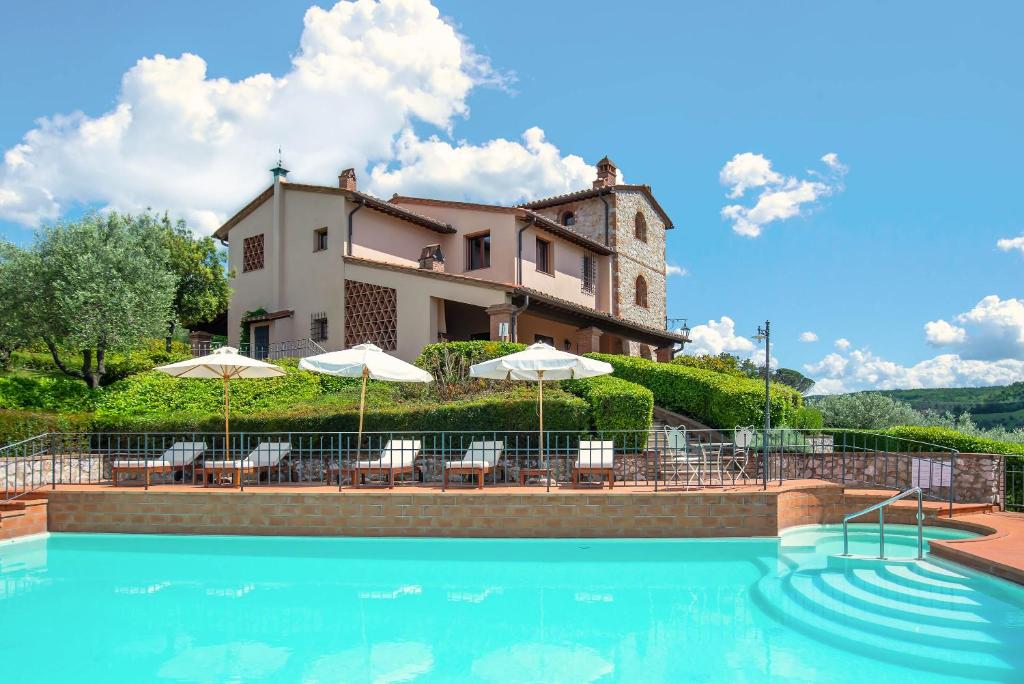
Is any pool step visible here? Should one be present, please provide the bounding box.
[847,567,978,606]
[816,572,986,626]
[751,573,1013,679]
[785,572,998,650]
[881,564,973,594]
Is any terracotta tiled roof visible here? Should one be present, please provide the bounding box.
[521,184,675,229]
[388,195,612,254]
[342,256,685,347]
[213,183,456,241]
[242,309,293,323]
[514,287,689,345]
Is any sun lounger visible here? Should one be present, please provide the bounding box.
[443,441,504,489]
[193,442,292,487]
[572,440,616,488]
[345,439,421,489]
[111,441,207,487]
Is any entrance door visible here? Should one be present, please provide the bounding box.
[253,325,270,360]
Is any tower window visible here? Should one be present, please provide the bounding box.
[314,227,328,251]
[635,275,648,308]
[561,211,576,227]
[634,212,647,242]
[311,312,328,342]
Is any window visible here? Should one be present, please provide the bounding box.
[561,211,576,227]
[535,334,554,346]
[634,212,647,242]
[242,234,265,272]
[466,232,490,270]
[635,275,648,308]
[314,227,328,252]
[310,312,328,342]
[582,253,597,294]
[563,339,573,351]
[536,237,552,275]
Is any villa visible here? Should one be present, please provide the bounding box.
[211,157,688,361]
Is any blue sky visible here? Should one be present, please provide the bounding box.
[1,0,1022,392]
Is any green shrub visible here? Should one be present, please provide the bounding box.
[821,427,1024,455]
[92,358,324,429]
[587,353,802,429]
[0,375,98,412]
[562,376,653,440]
[101,386,590,437]
[0,409,92,445]
[791,406,824,431]
[7,340,190,386]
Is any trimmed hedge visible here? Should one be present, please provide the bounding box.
[820,427,1024,455]
[586,353,802,429]
[562,376,653,437]
[0,409,92,446]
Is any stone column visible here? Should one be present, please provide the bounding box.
[188,331,212,356]
[575,326,604,354]
[486,303,518,342]
[655,346,674,363]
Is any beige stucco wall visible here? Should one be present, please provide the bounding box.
[515,314,586,351]
[343,262,508,361]
[226,197,278,347]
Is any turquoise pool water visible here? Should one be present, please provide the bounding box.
[1,526,1022,683]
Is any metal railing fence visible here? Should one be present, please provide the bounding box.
[2,428,959,505]
[193,338,327,360]
[1007,456,1023,512]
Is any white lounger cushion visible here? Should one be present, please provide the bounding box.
[353,439,421,468]
[576,440,615,468]
[111,441,208,468]
[450,441,504,468]
[197,442,291,469]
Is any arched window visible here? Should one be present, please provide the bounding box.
[634,212,647,242]
[635,275,648,308]
[561,211,576,227]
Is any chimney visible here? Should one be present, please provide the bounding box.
[418,244,445,272]
[593,156,617,189]
[339,168,357,191]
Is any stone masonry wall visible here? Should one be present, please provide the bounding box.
[778,452,1001,505]
[613,190,666,330]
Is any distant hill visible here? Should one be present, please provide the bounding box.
[872,382,1024,429]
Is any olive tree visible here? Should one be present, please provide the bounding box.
[0,242,33,369]
[15,213,177,388]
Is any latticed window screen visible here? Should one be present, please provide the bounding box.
[581,253,596,294]
[242,234,265,272]
[344,280,397,350]
[310,312,328,342]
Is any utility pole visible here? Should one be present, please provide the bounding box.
[755,321,771,490]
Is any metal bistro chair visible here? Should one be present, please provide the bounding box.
[723,426,755,485]
[661,426,703,487]
[699,442,725,486]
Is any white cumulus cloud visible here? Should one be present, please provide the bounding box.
[924,319,967,346]
[665,264,688,277]
[0,0,597,233]
[835,338,851,350]
[996,235,1024,255]
[683,316,755,357]
[799,331,819,342]
[719,152,847,238]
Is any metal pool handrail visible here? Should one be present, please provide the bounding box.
[842,487,924,560]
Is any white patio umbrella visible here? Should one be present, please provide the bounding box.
[155,347,285,484]
[299,343,433,487]
[469,343,612,479]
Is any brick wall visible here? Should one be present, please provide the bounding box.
[0,499,48,541]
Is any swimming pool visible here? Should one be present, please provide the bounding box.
[1,526,1021,683]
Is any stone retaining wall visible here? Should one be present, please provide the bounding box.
[777,452,1002,506]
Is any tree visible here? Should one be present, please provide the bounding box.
[0,242,33,370]
[771,367,816,394]
[14,213,177,388]
[151,214,231,351]
[808,392,923,429]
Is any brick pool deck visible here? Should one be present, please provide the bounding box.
[2,479,1022,586]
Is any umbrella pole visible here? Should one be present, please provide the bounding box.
[538,371,547,492]
[346,367,369,492]
[224,374,234,490]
